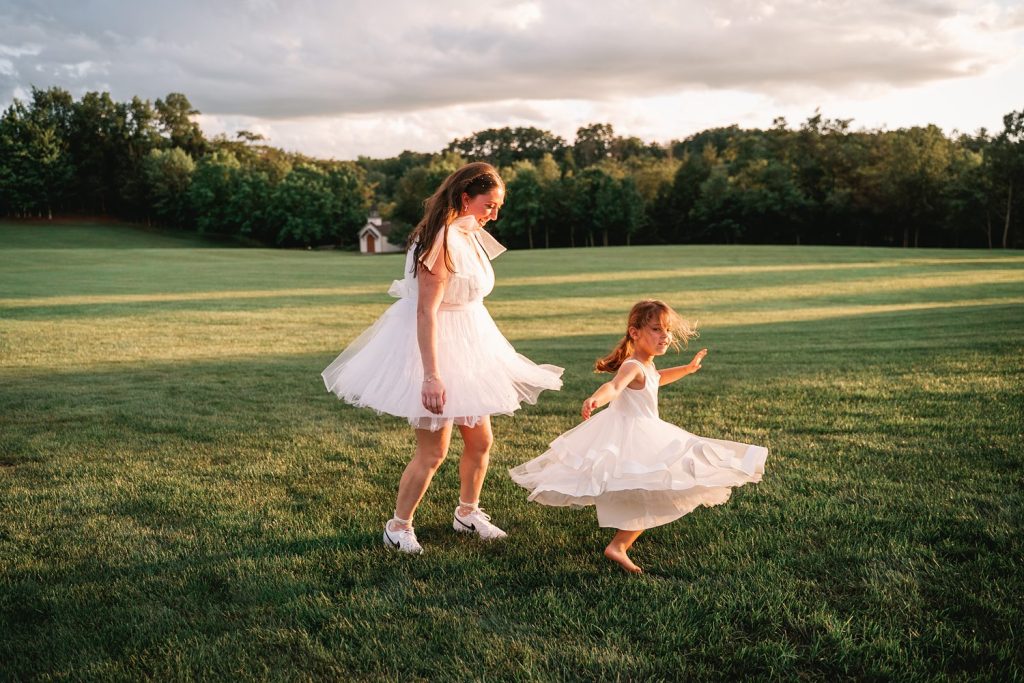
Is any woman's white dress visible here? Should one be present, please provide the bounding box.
[509,359,767,530]
[322,216,563,431]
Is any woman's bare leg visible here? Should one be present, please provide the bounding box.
[456,417,493,514]
[390,424,453,530]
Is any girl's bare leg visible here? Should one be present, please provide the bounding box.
[456,417,493,514]
[390,424,453,530]
[604,529,645,573]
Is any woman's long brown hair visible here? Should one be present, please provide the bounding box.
[407,162,503,274]
[595,300,698,372]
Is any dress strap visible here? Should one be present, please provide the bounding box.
[620,359,652,391]
[621,358,651,374]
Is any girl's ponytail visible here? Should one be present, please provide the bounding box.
[595,334,634,373]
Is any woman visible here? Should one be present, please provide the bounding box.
[322,162,563,553]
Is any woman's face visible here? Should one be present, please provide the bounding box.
[462,186,505,227]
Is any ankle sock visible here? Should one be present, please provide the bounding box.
[390,513,413,528]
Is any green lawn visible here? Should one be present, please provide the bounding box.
[2,220,1022,680]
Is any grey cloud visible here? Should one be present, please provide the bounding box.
[0,0,1019,119]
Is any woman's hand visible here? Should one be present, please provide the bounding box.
[421,376,446,414]
[581,397,598,420]
[688,348,708,372]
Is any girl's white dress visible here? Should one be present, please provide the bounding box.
[322,215,563,431]
[509,359,767,530]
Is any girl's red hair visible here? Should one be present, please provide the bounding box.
[595,300,698,373]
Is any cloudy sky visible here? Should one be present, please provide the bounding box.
[2,0,1022,159]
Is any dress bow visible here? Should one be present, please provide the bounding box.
[450,214,507,260]
[419,214,507,271]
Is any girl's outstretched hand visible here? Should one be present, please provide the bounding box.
[689,348,708,372]
[582,397,598,420]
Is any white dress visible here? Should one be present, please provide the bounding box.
[321,216,563,431]
[509,359,767,530]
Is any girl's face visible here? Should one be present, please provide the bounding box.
[631,317,673,357]
[462,186,505,227]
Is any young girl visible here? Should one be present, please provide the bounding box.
[322,162,562,554]
[509,300,767,573]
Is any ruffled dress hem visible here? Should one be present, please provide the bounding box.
[508,360,767,530]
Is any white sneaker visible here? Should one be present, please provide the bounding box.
[383,522,423,554]
[453,506,508,541]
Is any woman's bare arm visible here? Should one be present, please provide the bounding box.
[417,264,448,414]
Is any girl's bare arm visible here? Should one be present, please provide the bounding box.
[582,362,644,419]
[657,349,707,386]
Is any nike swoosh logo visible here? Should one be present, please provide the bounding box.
[384,529,401,548]
[454,517,477,531]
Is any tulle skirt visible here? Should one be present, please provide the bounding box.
[509,408,767,530]
[322,298,563,431]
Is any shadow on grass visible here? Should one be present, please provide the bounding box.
[0,220,244,249]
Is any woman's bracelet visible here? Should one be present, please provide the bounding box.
[423,374,441,383]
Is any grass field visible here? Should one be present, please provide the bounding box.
[1,220,1022,680]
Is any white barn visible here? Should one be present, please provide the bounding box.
[359,216,403,254]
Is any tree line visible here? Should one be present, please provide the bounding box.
[0,88,368,247]
[2,86,1022,249]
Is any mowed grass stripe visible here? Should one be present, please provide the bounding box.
[4,259,1024,308]
[3,297,1023,369]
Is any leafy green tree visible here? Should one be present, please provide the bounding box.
[544,174,580,248]
[392,152,465,226]
[68,92,126,214]
[447,127,566,167]
[143,148,195,226]
[692,164,744,243]
[988,110,1024,248]
[729,157,809,244]
[534,152,561,182]
[666,145,716,242]
[188,149,241,234]
[27,124,73,220]
[499,161,543,248]
[0,101,35,216]
[629,158,679,243]
[229,167,276,242]
[863,126,956,247]
[670,125,743,161]
[618,176,646,246]
[0,92,74,218]
[357,150,433,213]
[29,88,76,217]
[573,123,616,167]
[572,167,642,246]
[155,93,206,158]
[118,96,163,218]
[267,163,369,247]
[944,145,987,248]
[534,153,563,248]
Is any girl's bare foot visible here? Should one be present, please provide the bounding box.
[604,546,643,574]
